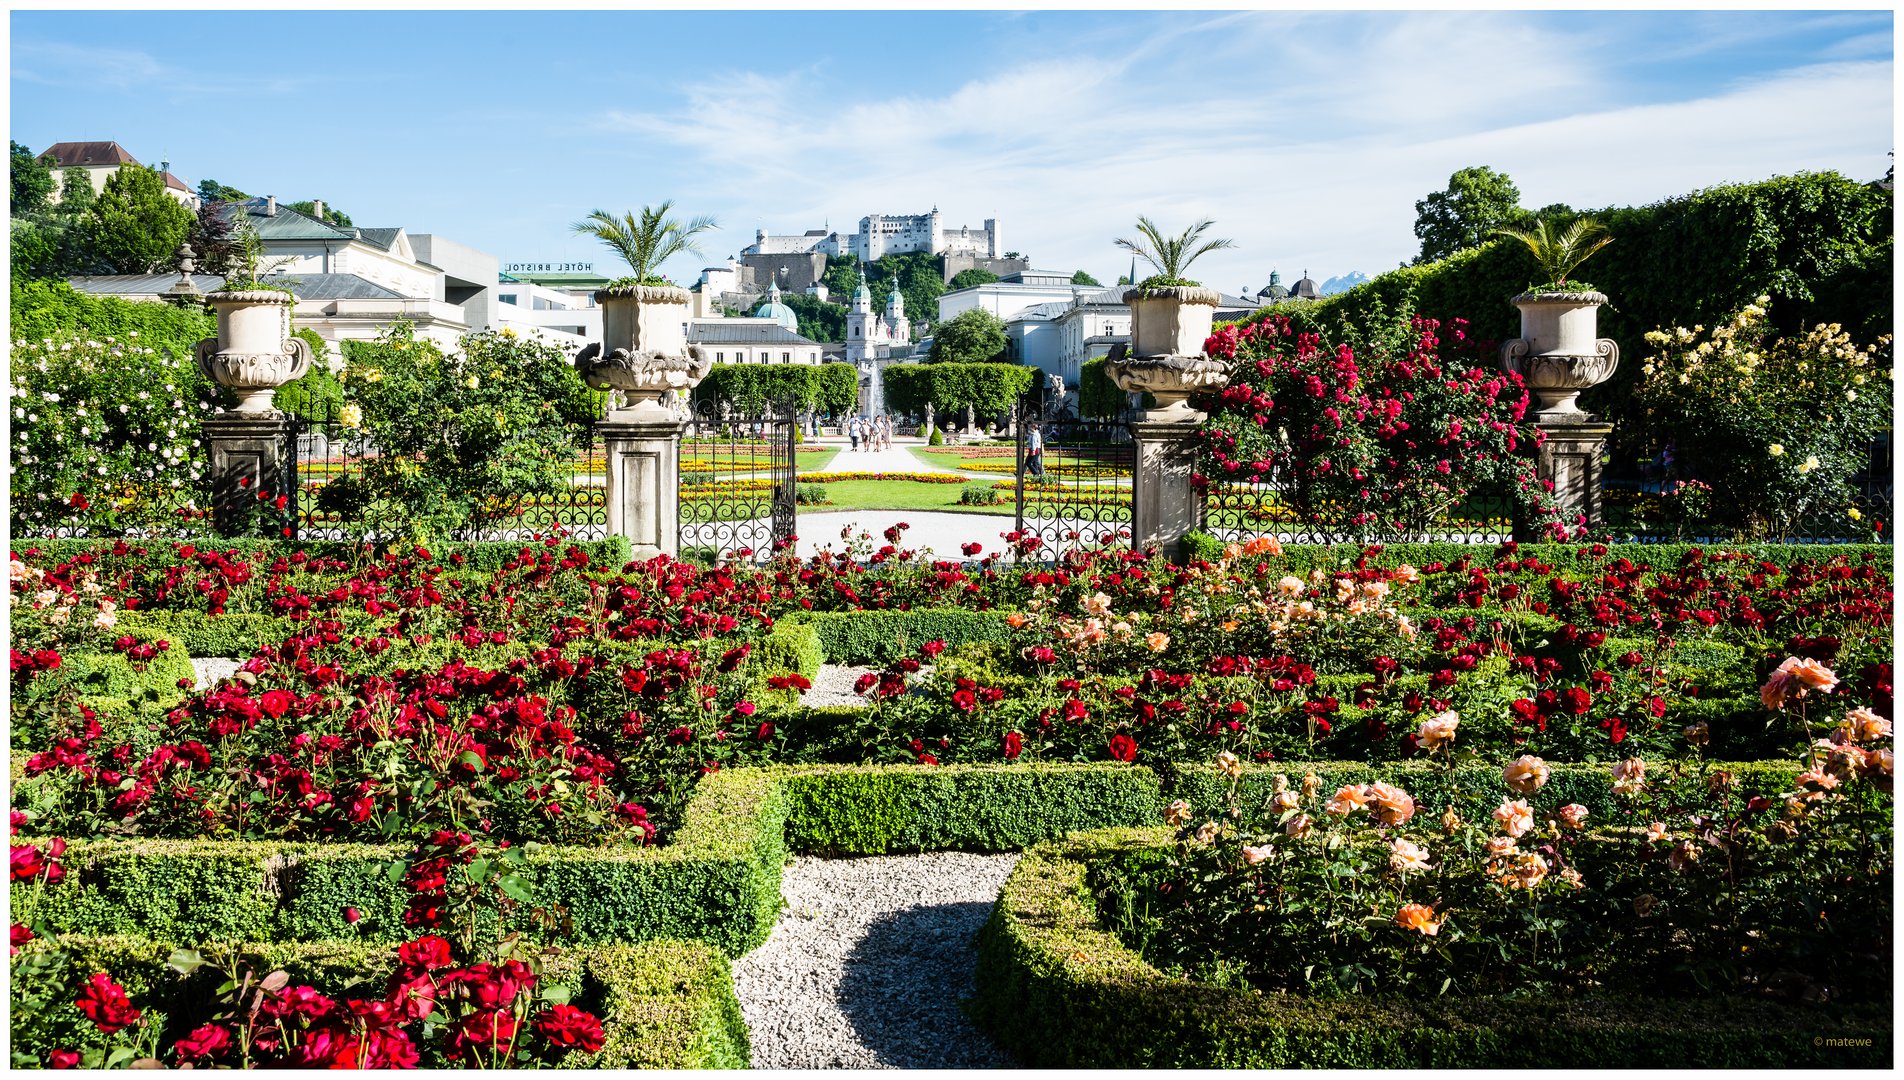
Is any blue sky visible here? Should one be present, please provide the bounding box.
[11,9,1894,293]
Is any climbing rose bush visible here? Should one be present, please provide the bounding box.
[1198,314,1573,540]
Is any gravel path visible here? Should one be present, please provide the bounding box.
[732,852,1020,1069]
[190,657,242,690]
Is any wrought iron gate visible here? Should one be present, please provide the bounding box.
[1012,395,1134,559]
[678,396,798,563]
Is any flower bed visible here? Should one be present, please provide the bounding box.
[972,827,1890,1068]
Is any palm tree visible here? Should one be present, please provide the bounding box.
[1492,216,1613,288]
[1113,216,1236,285]
[570,201,718,285]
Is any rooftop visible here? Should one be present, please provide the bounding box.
[689,320,816,346]
[40,141,138,168]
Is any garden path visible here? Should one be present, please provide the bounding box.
[731,852,1020,1069]
[812,436,964,476]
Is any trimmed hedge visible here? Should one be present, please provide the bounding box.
[1184,537,1891,573]
[10,536,635,574]
[972,828,1891,1068]
[9,934,747,1069]
[20,762,1157,953]
[778,762,1160,854]
[799,608,1014,665]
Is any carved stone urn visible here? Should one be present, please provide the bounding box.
[575,285,711,422]
[1501,291,1619,421]
[195,289,313,414]
[1106,285,1233,422]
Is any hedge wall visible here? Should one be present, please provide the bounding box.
[9,278,213,355]
[798,608,1014,665]
[9,934,748,1069]
[1238,172,1892,459]
[882,362,1036,421]
[696,362,859,416]
[1183,537,1892,574]
[972,828,1891,1068]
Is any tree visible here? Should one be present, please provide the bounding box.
[287,199,351,226]
[55,167,95,218]
[188,200,241,276]
[1003,251,1023,260]
[779,290,845,343]
[1413,166,1530,264]
[1114,216,1236,285]
[11,141,55,215]
[862,251,945,334]
[927,308,1007,364]
[571,201,717,285]
[1071,270,1102,286]
[948,267,998,291]
[197,178,248,203]
[75,164,194,274]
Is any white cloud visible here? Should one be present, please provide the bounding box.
[578,13,1890,294]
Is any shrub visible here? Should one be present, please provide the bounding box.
[795,483,830,505]
[1633,297,1892,537]
[928,428,945,446]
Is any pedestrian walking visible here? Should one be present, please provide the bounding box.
[849,415,861,452]
[1027,423,1046,478]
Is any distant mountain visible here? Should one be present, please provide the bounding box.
[1319,271,1369,296]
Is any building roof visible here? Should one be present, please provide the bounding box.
[40,141,138,167]
[689,320,816,346]
[353,227,403,251]
[160,171,193,194]
[68,272,407,302]
[221,200,357,242]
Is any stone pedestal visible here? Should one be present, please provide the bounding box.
[601,413,686,560]
[203,413,292,536]
[1130,420,1202,561]
[1531,420,1611,534]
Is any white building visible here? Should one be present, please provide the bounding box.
[845,276,911,364]
[687,283,825,365]
[938,269,1097,324]
[494,276,598,349]
[1001,286,1262,410]
[39,141,198,209]
[739,208,1000,264]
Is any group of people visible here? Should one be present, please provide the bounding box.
[847,414,895,452]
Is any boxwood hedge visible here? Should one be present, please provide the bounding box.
[9,934,746,1069]
[11,536,634,574]
[972,828,1891,1068]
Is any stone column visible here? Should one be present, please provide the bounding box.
[204,413,292,536]
[1532,419,1612,534]
[600,414,686,560]
[1129,420,1202,561]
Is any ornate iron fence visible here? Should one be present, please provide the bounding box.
[283,400,608,542]
[1013,399,1134,559]
[1198,468,1518,546]
[678,397,798,563]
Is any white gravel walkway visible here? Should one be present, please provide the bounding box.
[731,852,1021,1069]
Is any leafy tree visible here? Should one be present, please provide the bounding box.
[11,141,55,215]
[75,164,194,274]
[948,268,998,291]
[883,362,1034,420]
[10,217,70,279]
[1413,166,1530,264]
[1071,270,1102,286]
[862,251,944,332]
[571,201,718,286]
[927,308,1007,364]
[187,200,240,276]
[1114,217,1236,286]
[55,168,95,218]
[287,199,351,226]
[820,254,860,299]
[197,178,248,203]
[1003,251,1024,260]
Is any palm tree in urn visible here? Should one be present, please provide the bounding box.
[1113,216,1236,288]
[1492,217,1613,291]
[571,201,718,287]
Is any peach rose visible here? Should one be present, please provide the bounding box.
[1215,751,1243,781]
[1682,721,1710,746]
[1366,781,1417,826]
[1193,821,1220,844]
[1484,835,1518,859]
[1847,707,1892,742]
[1493,799,1535,838]
[1243,536,1281,557]
[1794,768,1839,801]
[1325,784,1371,816]
[1277,576,1305,598]
[1441,805,1464,834]
[1388,838,1433,874]
[1667,841,1699,872]
[1787,657,1839,692]
[1500,853,1549,890]
[1644,822,1667,844]
[1224,543,1244,561]
[1396,903,1443,936]
[1393,564,1421,585]
[1271,791,1300,813]
[1502,755,1550,795]
[1005,612,1030,629]
[1283,813,1314,839]
[1164,800,1193,826]
[1144,631,1171,653]
[1240,844,1274,866]
[1862,748,1894,793]
[1301,773,1322,798]
[1760,668,1798,711]
[1084,592,1113,617]
[1417,711,1460,751]
[1556,804,1589,830]
[1558,866,1585,890]
[1612,757,1647,795]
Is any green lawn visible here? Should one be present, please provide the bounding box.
[800,478,1004,513]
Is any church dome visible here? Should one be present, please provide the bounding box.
[754,282,798,331]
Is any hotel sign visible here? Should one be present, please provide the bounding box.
[504,261,594,273]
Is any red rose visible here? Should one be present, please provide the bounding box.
[75,972,141,1033]
[47,1049,81,1069]
[172,1023,233,1062]
[11,922,34,955]
[755,722,775,742]
[534,1004,606,1054]
[397,935,454,970]
[921,639,946,658]
[1002,731,1023,760]
[1107,734,1138,762]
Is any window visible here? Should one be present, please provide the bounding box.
[499,293,518,306]
[715,352,724,362]
[782,352,790,362]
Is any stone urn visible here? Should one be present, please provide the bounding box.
[1106,285,1234,422]
[1501,290,1619,421]
[194,289,313,414]
[575,285,711,422]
